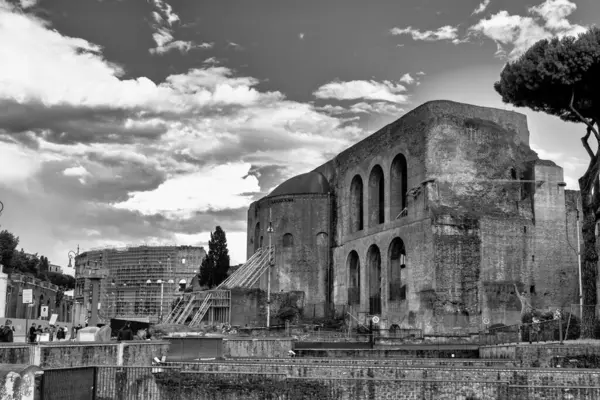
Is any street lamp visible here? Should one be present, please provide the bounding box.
[146,279,174,323]
[266,208,274,329]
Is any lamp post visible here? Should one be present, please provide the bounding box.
[147,279,174,323]
[266,208,274,329]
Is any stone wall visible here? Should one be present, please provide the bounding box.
[175,361,600,386]
[0,345,31,364]
[0,341,169,368]
[229,288,305,327]
[248,194,330,318]
[293,348,479,358]
[480,343,600,368]
[223,338,294,358]
[153,370,508,400]
[0,364,40,400]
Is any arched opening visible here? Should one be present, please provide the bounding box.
[367,245,382,314]
[283,233,294,247]
[316,232,330,312]
[388,238,406,301]
[254,222,260,252]
[349,175,364,232]
[347,251,360,305]
[368,165,385,226]
[390,154,408,219]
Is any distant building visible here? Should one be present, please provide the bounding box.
[48,264,62,274]
[5,273,73,323]
[74,245,206,325]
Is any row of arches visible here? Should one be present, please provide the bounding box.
[347,237,407,315]
[349,153,408,234]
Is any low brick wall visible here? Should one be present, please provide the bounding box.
[294,348,479,358]
[223,338,294,358]
[38,343,119,368]
[175,362,600,387]
[0,344,31,364]
[0,341,171,368]
[480,343,600,367]
[122,341,170,366]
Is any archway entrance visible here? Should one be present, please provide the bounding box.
[388,237,406,301]
[367,245,381,315]
[347,251,360,306]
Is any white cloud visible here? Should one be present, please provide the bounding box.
[349,102,405,116]
[19,0,37,9]
[148,0,209,55]
[399,73,415,84]
[0,142,41,186]
[469,0,587,59]
[112,163,260,218]
[0,5,368,264]
[203,57,219,65]
[313,79,408,103]
[416,71,426,76]
[390,25,462,44]
[299,33,305,40]
[472,0,491,15]
[63,165,91,184]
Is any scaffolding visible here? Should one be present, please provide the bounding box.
[75,245,205,324]
[180,246,274,327]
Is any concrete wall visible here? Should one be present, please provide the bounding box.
[223,338,294,358]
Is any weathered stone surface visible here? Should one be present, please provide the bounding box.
[223,338,294,358]
[0,364,39,400]
[247,100,580,334]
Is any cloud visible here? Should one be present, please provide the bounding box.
[472,0,491,15]
[390,25,462,44]
[0,5,365,265]
[399,73,415,84]
[313,79,409,103]
[469,0,587,59]
[148,0,210,54]
[416,71,426,76]
[299,33,305,40]
[19,0,36,8]
[348,102,405,116]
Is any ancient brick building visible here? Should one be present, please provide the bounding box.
[247,100,581,333]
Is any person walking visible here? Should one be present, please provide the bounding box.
[29,323,37,343]
[0,320,14,343]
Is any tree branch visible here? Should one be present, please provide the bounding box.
[581,127,595,159]
[570,89,600,142]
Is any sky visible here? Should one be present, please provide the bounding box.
[0,0,598,274]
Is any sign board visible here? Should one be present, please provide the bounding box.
[22,289,32,304]
[371,316,380,324]
[41,306,48,318]
[49,314,58,326]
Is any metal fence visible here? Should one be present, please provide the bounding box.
[482,318,570,346]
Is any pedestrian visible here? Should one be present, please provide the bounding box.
[0,320,14,343]
[56,326,65,341]
[29,323,37,343]
[117,322,134,341]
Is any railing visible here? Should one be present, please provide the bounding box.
[482,318,570,346]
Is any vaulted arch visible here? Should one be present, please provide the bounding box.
[283,233,294,247]
[368,165,385,227]
[388,237,406,301]
[349,175,364,233]
[367,245,382,314]
[347,251,360,305]
[390,154,408,219]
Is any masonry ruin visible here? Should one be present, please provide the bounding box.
[247,100,582,334]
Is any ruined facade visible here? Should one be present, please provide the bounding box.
[247,100,581,333]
